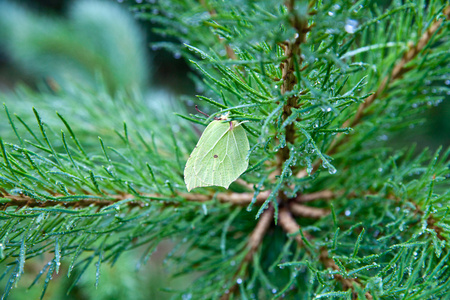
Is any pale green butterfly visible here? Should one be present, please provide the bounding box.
[184,108,250,191]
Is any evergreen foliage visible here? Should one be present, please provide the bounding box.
[1,0,450,299]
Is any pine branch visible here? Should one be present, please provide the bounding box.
[349,187,447,242]
[0,193,142,210]
[288,8,450,252]
[1,188,337,211]
[319,248,373,300]
[277,4,309,166]
[294,190,335,202]
[289,203,329,218]
[315,5,450,162]
[293,5,450,181]
[220,204,274,300]
[278,207,310,245]
[0,190,272,210]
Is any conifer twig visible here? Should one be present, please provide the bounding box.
[327,5,450,156]
[289,203,329,218]
[296,5,450,179]
[407,195,445,241]
[319,248,373,300]
[278,207,311,245]
[215,190,270,205]
[295,190,335,202]
[2,189,333,209]
[0,193,144,210]
[274,0,311,215]
[0,191,271,209]
[221,204,274,300]
[277,9,308,164]
[353,190,446,241]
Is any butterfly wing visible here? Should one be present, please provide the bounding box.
[184,121,249,191]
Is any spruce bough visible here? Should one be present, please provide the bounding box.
[1,1,450,299]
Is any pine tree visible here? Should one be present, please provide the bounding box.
[1,0,450,299]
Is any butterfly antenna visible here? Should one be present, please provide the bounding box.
[195,105,210,118]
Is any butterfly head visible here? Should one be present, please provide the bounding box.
[217,112,230,121]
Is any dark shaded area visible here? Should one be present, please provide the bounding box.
[19,0,67,12]
[0,49,36,90]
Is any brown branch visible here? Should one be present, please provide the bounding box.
[0,190,272,210]
[274,2,310,209]
[295,190,335,202]
[278,206,311,245]
[0,194,142,210]
[319,248,373,300]
[1,184,338,211]
[427,215,445,241]
[289,203,329,218]
[278,25,308,165]
[215,191,269,205]
[221,204,274,300]
[409,196,445,241]
[235,178,254,190]
[248,205,275,252]
[0,188,330,210]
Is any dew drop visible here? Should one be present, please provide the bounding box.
[345,19,358,34]
[328,166,337,174]
[377,134,388,141]
[182,293,192,300]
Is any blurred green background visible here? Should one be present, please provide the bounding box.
[0,0,448,299]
